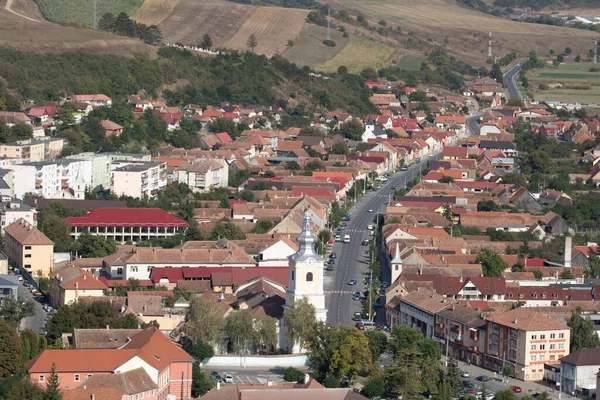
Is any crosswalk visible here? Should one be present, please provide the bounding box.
[325,290,361,294]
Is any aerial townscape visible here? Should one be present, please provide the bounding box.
[1,0,600,399]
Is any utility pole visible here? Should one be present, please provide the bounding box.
[487,32,493,59]
[444,323,450,367]
[93,0,97,29]
[326,7,331,41]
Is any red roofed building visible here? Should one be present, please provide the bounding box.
[65,208,188,244]
[443,146,469,159]
[291,187,337,203]
[26,327,192,399]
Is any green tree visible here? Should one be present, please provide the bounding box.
[489,63,504,85]
[495,389,518,400]
[44,363,61,400]
[388,325,423,357]
[421,356,442,395]
[192,341,214,361]
[440,175,455,183]
[283,298,317,352]
[324,374,340,388]
[185,297,225,346]
[476,249,508,277]
[567,311,600,351]
[283,367,305,382]
[72,233,117,258]
[286,161,301,170]
[192,364,215,397]
[364,330,388,359]
[0,296,35,328]
[225,310,254,354]
[201,34,213,49]
[338,119,364,141]
[247,33,258,53]
[212,219,246,240]
[330,329,373,383]
[436,380,453,400]
[21,337,30,368]
[478,200,501,212]
[253,316,278,353]
[7,378,44,400]
[586,255,600,279]
[362,376,385,398]
[385,347,422,397]
[306,322,351,381]
[39,215,72,253]
[330,142,349,155]
[445,357,462,396]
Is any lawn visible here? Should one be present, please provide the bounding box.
[316,39,397,74]
[33,0,144,26]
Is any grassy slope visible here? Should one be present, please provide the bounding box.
[33,0,143,26]
[529,62,600,104]
[317,39,397,74]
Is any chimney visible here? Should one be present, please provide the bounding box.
[513,318,518,324]
[267,377,273,386]
[106,325,109,329]
[90,394,95,400]
[83,274,86,280]
[217,381,221,390]
[564,236,572,268]
[304,373,310,384]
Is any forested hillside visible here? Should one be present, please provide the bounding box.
[0,46,375,116]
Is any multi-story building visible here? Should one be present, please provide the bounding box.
[396,287,448,339]
[26,327,193,399]
[111,161,167,198]
[4,218,54,277]
[175,158,229,193]
[435,303,486,365]
[0,137,64,162]
[484,308,570,381]
[65,207,188,244]
[0,196,36,234]
[65,152,112,191]
[48,265,107,307]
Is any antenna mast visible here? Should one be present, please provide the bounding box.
[326,7,331,41]
[592,40,599,72]
[487,32,493,59]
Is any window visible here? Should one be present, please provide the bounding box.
[39,375,44,382]
[24,254,31,258]
[531,355,537,361]
[130,266,138,273]
[540,344,546,350]
[74,375,80,382]
[559,344,564,350]
[510,339,517,348]
[540,334,546,339]
[550,333,556,339]
[540,355,545,361]
[291,271,295,281]
[531,345,537,350]
[550,344,555,350]
[492,325,499,332]
[559,333,564,339]
[87,375,93,380]
[25,246,31,250]
[25,264,31,269]
[550,355,555,361]
[306,272,313,282]
[117,267,123,275]
[531,335,537,340]
[533,293,537,298]
[147,266,152,272]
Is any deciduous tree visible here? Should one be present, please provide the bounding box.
[0,296,35,328]
[330,329,373,383]
[283,298,316,351]
[247,34,258,53]
[476,248,508,277]
[185,297,225,345]
[567,310,600,351]
[192,364,215,397]
[225,310,254,354]
[0,319,20,377]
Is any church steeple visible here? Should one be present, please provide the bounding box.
[390,243,404,285]
[293,211,321,261]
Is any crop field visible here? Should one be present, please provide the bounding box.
[322,0,598,64]
[32,0,143,26]
[317,39,397,74]
[132,0,180,25]
[158,0,308,57]
[283,23,349,68]
[529,62,600,105]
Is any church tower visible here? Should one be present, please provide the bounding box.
[390,243,404,286]
[280,211,327,353]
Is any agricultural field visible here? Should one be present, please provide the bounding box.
[317,39,397,74]
[132,0,180,25]
[321,0,599,64]
[31,0,143,26]
[283,23,349,69]
[529,62,600,105]
[158,0,308,57]
[396,54,426,71]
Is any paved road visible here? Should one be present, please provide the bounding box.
[466,115,481,136]
[200,367,286,385]
[19,280,48,334]
[504,62,525,101]
[326,156,438,326]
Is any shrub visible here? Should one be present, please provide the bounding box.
[323,39,336,47]
[283,367,305,382]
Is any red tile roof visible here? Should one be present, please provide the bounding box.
[443,146,469,157]
[65,208,189,228]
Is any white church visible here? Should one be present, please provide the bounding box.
[279,211,327,353]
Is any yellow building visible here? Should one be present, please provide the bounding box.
[4,218,54,277]
[49,264,107,307]
[484,307,570,381]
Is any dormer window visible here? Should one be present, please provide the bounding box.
[533,293,537,299]
[519,294,524,299]
[542,293,547,299]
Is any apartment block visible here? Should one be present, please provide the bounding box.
[484,307,570,381]
[111,161,167,198]
[65,152,112,190]
[175,158,228,193]
[0,137,64,162]
[4,218,53,277]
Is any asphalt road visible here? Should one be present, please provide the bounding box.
[504,62,525,102]
[467,115,481,136]
[326,156,439,326]
[19,280,48,334]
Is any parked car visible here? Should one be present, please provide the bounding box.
[367,209,373,213]
[512,386,522,393]
[225,374,233,383]
[476,376,489,382]
[381,282,389,289]
[352,314,361,321]
[352,293,361,301]
[17,275,23,282]
[367,224,374,230]
[461,371,470,378]
[330,253,336,259]
[334,235,341,242]
[355,322,365,330]
[361,240,369,246]
[463,381,474,388]
[347,280,357,286]
[373,302,382,309]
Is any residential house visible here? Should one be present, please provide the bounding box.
[396,287,448,339]
[484,307,570,381]
[175,159,228,192]
[443,146,469,160]
[49,265,107,307]
[479,140,518,156]
[0,274,18,299]
[70,94,112,108]
[435,303,486,365]
[66,368,158,400]
[4,218,53,277]
[101,120,123,137]
[0,111,32,127]
[560,348,600,395]
[497,186,543,211]
[0,197,36,234]
[26,327,193,399]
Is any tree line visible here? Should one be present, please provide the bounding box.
[98,12,163,45]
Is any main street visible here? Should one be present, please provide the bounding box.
[504,62,525,101]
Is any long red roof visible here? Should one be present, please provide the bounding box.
[64,208,189,228]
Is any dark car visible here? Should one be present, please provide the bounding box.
[463,381,475,388]
[381,281,389,289]
[476,376,489,382]
[329,253,336,259]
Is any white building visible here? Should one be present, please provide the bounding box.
[397,287,448,340]
[111,161,167,198]
[65,152,112,191]
[561,348,600,395]
[280,212,327,353]
[0,196,36,234]
[175,158,229,193]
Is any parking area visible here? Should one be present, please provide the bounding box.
[203,369,286,386]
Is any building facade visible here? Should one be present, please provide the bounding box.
[4,218,54,277]
[111,161,167,198]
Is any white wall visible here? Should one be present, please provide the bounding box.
[203,355,308,368]
[115,356,159,384]
[11,165,35,199]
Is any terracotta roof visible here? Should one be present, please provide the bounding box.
[4,218,53,246]
[400,287,449,313]
[126,294,164,316]
[211,272,234,286]
[101,120,123,130]
[63,388,124,400]
[50,265,107,291]
[486,307,569,331]
[560,348,600,366]
[65,208,188,228]
[79,367,157,394]
[73,329,143,349]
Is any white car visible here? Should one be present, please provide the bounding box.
[367,209,373,212]
[461,371,470,378]
[367,224,374,230]
[334,235,341,242]
[225,374,233,383]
